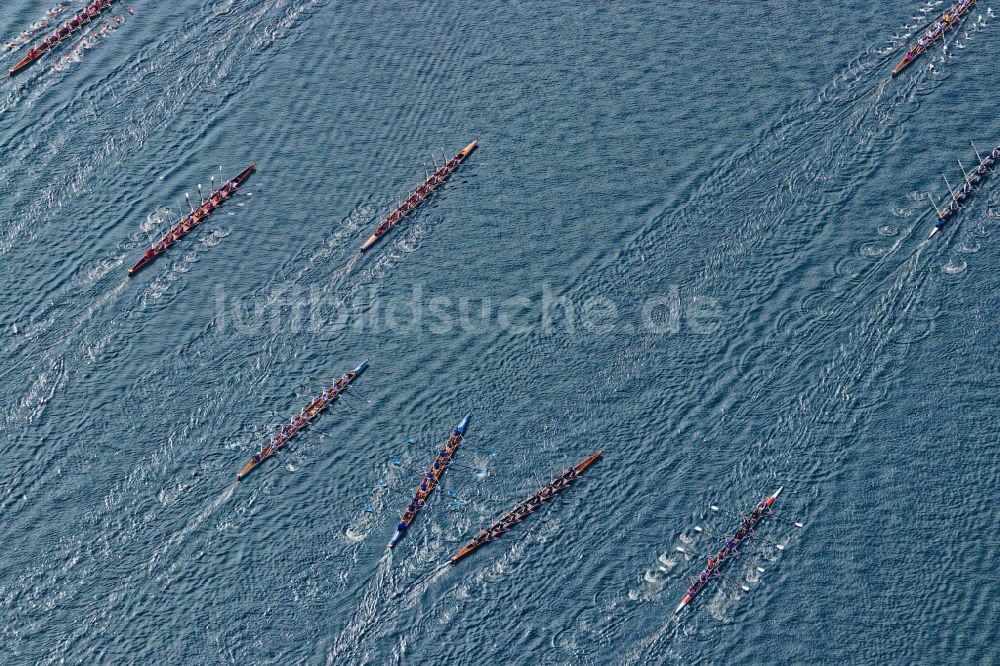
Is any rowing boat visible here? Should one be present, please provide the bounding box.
[236,359,368,480]
[928,142,999,238]
[128,163,255,276]
[359,139,478,252]
[9,0,114,75]
[674,488,783,614]
[388,413,470,548]
[450,450,602,563]
[891,0,977,76]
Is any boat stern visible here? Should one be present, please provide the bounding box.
[9,58,33,76]
[234,162,256,185]
[237,459,258,480]
[575,450,604,473]
[450,544,475,564]
[127,253,155,276]
[458,139,478,159]
[891,56,911,77]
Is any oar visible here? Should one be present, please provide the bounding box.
[971,142,991,170]
[710,503,805,529]
[693,524,787,552]
[928,191,946,219]
[943,174,962,205]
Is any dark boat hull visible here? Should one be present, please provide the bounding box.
[127,162,255,276]
[9,0,114,75]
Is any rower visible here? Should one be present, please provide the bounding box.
[253,453,262,463]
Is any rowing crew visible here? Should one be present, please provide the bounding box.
[911,1,973,51]
[250,383,349,462]
[684,499,773,596]
[371,169,452,238]
[140,184,235,256]
[23,1,108,58]
[471,467,580,542]
[395,434,461,529]
[944,146,999,208]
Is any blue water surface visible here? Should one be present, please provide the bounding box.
[0,1,997,663]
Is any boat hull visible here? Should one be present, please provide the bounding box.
[891,1,977,76]
[674,488,783,613]
[237,358,367,480]
[9,0,115,75]
[128,162,255,276]
[388,413,470,548]
[358,139,477,252]
[237,460,259,480]
[450,450,602,563]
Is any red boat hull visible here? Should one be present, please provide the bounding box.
[128,163,255,276]
[9,0,114,75]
